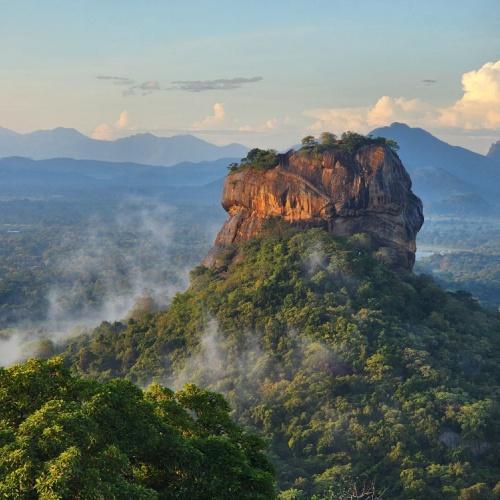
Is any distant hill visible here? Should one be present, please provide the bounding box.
[0,127,248,166]
[3,124,500,217]
[410,166,475,202]
[429,193,493,216]
[488,140,500,163]
[371,123,500,215]
[371,123,500,190]
[0,156,228,204]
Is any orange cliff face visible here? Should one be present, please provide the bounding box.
[205,144,424,270]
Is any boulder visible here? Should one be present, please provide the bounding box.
[205,144,424,270]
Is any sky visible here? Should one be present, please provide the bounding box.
[1,0,499,152]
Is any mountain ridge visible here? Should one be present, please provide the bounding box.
[0,126,248,166]
[370,123,500,193]
[488,140,500,162]
[371,123,500,215]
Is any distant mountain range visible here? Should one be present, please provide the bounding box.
[0,156,231,205]
[1,122,500,217]
[488,140,500,162]
[0,127,248,166]
[371,123,500,215]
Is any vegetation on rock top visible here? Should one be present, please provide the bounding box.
[228,132,399,173]
[299,131,399,156]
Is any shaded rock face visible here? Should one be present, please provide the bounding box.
[206,145,424,269]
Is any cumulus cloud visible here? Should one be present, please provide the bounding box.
[367,96,434,126]
[91,110,131,141]
[91,123,114,141]
[438,60,500,129]
[192,103,226,129]
[237,124,253,132]
[170,76,262,92]
[305,96,435,133]
[238,117,280,133]
[304,60,500,134]
[116,110,130,128]
[305,106,370,133]
[264,118,278,129]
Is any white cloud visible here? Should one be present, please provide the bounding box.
[367,96,433,127]
[116,110,130,129]
[238,117,280,133]
[304,60,500,134]
[192,103,226,129]
[305,97,434,134]
[238,124,253,132]
[264,118,278,130]
[91,110,131,140]
[305,106,369,133]
[91,123,114,141]
[438,60,500,129]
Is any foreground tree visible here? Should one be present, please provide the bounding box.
[0,358,275,499]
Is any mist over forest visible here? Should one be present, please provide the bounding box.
[1,124,499,370]
[0,158,227,365]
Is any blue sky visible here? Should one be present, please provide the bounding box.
[1,0,499,151]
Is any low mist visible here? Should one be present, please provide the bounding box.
[0,197,220,366]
